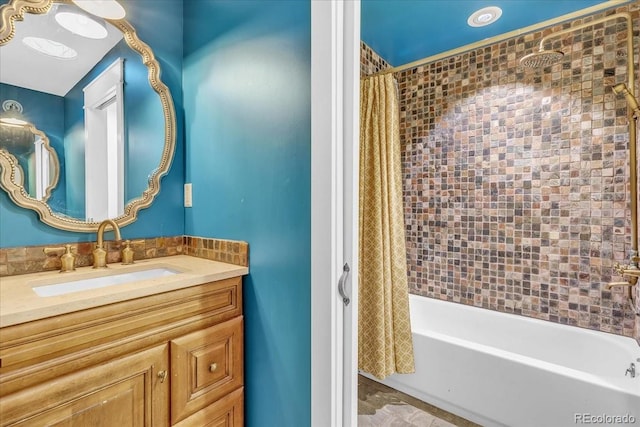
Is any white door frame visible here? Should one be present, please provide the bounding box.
[311,1,360,426]
[83,58,125,222]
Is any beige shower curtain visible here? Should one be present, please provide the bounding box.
[359,73,415,379]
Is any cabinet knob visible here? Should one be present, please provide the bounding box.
[209,363,218,372]
[157,370,168,383]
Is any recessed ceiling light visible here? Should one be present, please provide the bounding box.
[468,6,502,27]
[55,11,108,39]
[22,37,78,60]
[71,0,126,20]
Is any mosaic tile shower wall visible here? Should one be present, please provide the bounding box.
[361,41,391,76]
[367,5,640,338]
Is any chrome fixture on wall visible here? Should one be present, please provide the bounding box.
[0,99,27,126]
[626,362,636,378]
[519,12,639,312]
[0,100,32,153]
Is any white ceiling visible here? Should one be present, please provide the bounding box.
[0,3,123,97]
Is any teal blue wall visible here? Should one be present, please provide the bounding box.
[183,1,311,426]
[0,0,185,247]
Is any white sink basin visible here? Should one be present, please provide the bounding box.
[32,267,180,297]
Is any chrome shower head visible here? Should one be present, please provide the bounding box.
[612,83,640,116]
[519,49,565,68]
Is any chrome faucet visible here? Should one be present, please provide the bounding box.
[93,219,122,268]
[626,363,636,378]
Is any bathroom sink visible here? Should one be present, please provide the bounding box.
[32,267,180,297]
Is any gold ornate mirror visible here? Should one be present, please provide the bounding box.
[0,122,60,201]
[0,0,176,231]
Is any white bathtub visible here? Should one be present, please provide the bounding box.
[365,294,640,427]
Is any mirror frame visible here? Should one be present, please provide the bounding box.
[0,0,176,232]
[0,123,60,202]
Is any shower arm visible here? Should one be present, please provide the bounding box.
[541,13,639,267]
[536,13,635,97]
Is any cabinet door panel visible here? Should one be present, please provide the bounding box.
[0,345,169,427]
[171,316,243,424]
[173,387,243,427]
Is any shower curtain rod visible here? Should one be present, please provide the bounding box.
[364,0,629,79]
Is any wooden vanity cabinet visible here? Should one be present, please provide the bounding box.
[0,276,244,427]
[0,344,170,426]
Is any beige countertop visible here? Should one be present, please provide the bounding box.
[0,255,248,328]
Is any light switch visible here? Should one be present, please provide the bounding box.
[184,183,192,207]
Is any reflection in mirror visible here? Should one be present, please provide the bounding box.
[0,0,176,231]
[82,57,125,221]
[0,120,59,201]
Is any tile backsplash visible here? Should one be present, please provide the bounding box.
[0,236,248,276]
[362,3,640,338]
[184,236,249,267]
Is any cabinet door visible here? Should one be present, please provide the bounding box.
[0,344,169,427]
[173,387,243,427]
[170,316,243,424]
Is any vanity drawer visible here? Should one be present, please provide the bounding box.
[173,387,243,427]
[170,316,243,424]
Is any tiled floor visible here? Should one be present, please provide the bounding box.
[358,375,480,427]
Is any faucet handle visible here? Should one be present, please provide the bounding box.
[43,245,76,273]
[613,262,627,274]
[43,246,65,256]
[121,240,134,265]
[59,245,76,272]
[92,245,107,268]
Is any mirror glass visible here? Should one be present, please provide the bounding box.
[0,0,175,231]
[0,122,59,201]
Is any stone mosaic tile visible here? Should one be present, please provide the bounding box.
[183,236,249,267]
[387,4,640,338]
[361,41,392,76]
